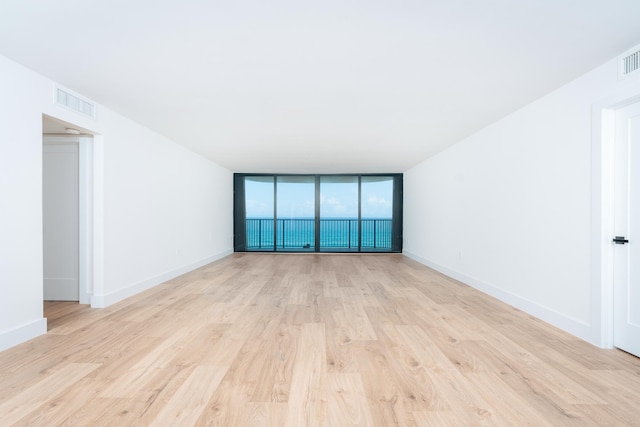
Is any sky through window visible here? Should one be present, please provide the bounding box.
[245,176,392,219]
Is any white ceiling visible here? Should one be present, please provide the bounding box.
[3,1,640,173]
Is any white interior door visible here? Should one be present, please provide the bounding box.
[43,142,79,301]
[613,101,640,357]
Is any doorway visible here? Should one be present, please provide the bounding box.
[42,115,94,305]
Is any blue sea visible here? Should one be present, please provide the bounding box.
[246,217,392,250]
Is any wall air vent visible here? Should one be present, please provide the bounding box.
[619,47,640,80]
[54,86,96,118]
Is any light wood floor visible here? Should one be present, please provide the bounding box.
[1,254,640,426]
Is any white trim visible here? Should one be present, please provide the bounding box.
[92,135,105,300]
[403,251,593,343]
[90,250,233,308]
[0,318,47,352]
[78,136,93,304]
[591,83,640,348]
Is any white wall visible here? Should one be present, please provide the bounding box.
[404,50,640,345]
[0,56,49,350]
[0,54,233,351]
[94,108,233,307]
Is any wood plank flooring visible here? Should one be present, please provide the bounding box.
[1,253,640,426]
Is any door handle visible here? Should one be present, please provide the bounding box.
[613,236,629,244]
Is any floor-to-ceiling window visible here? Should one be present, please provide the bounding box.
[276,176,316,252]
[240,176,275,251]
[319,176,359,251]
[234,174,402,253]
[361,176,394,251]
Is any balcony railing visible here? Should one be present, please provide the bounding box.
[246,218,392,251]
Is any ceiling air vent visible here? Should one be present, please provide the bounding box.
[619,47,640,80]
[54,86,96,118]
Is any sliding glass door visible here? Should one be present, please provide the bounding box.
[243,176,275,251]
[234,174,402,253]
[276,176,315,252]
[361,176,394,251]
[320,176,359,252]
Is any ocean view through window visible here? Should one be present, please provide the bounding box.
[233,174,402,253]
[245,218,392,250]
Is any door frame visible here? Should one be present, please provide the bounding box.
[591,83,640,348]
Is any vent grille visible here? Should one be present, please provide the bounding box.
[619,48,640,80]
[55,87,96,118]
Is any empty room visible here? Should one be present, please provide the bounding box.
[2,1,640,425]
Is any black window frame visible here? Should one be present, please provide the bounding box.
[234,173,403,253]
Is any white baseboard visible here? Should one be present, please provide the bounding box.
[91,249,233,308]
[0,318,47,352]
[403,251,594,345]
